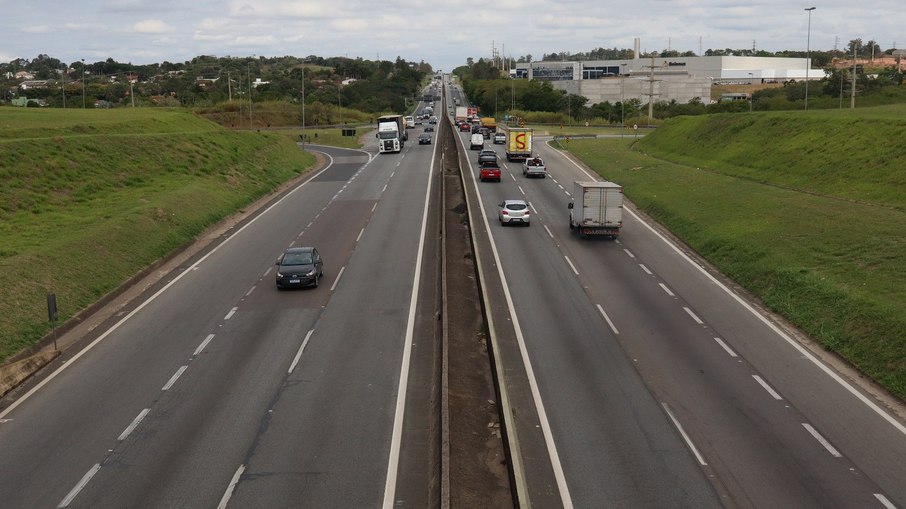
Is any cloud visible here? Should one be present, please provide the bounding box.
[22,25,50,33]
[133,19,175,34]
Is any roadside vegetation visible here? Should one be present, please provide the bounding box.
[0,108,315,362]
[559,105,906,399]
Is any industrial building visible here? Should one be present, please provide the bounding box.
[512,39,822,105]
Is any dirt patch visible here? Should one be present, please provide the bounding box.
[441,120,513,507]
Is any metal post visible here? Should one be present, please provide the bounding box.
[851,43,858,108]
[81,59,86,108]
[248,60,253,129]
[804,7,816,111]
[61,64,66,108]
[620,63,627,138]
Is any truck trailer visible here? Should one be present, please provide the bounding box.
[568,181,623,238]
[505,128,533,162]
[377,114,407,154]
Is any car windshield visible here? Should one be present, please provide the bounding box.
[378,131,397,140]
[282,253,313,265]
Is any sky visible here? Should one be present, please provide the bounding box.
[2,0,902,72]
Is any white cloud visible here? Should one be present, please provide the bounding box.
[133,19,175,34]
[22,25,50,33]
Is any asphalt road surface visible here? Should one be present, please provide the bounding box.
[0,136,443,507]
[452,113,906,508]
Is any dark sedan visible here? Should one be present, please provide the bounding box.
[418,133,432,144]
[275,247,323,289]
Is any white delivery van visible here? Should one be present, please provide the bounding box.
[470,133,484,150]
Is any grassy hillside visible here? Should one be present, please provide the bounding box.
[562,105,906,399]
[0,108,315,361]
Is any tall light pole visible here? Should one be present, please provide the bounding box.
[620,63,627,137]
[61,64,66,108]
[748,72,754,112]
[804,6,816,111]
[81,59,86,108]
[247,59,253,129]
[301,66,306,145]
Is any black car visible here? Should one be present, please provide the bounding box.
[424,125,434,132]
[418,133,432,145]
[478,149,498,165]
[276,247,323,289]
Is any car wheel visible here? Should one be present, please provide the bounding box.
[313,273,320,288]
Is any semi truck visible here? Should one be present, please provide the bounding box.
[505,128,533,162]
[455,106,468,123]
[377,114,407,154]
[568,181,623,238]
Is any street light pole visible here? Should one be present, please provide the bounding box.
[247,60,253,129]
[804,6,816,111]
[620,63,627,137]
[81,59,86,108]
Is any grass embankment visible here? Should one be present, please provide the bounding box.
[562,105,906,399]
[0,108,315,362]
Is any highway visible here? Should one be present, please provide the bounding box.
[448,81,906,508]
[0,134,443,507]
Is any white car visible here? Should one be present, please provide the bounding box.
[498,200,530,226]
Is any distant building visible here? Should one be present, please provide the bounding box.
[511,39,823,105]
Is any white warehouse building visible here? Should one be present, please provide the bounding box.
[515,54,823,105]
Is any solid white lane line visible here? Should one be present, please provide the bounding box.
[874,494,897,509]
[216,464,246,509]
[753,375,784,400]
[596,304,620,335]
[58,463,101,508]
[0,152,348,422]
[356,227,365,243]
[224,307,237,320]
[194,334,216,356]
[713,337,738,358]
[639,264,653,275]
[382,129,436,509]
[331,266,346,292]
[614,208,906,437]
[623,248,636,259]
[288,330,315,374]
[161,365,188,391]
[659,283,675,297]
[662,403,708,466]
[802,423,843,457]
[118,408,150,441]
[564,256,579,276]
[683,307,704,325]
[543,224,554,239]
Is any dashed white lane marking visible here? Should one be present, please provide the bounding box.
[381,183,388,193]
[639,264,653,275]
[356,227,366,243]
[518,185,525,195]
[802,423,843,457]
[372,202,378,212]
[263,267,272,277]
[118,408,150,441]
[194,334,216,356]
[58,463,101,508]
[543,225,554,239]
[288,330,315,374]
[659,283,675,297]
[662,403,707,466]
[874,494,896,509]
[216,464,246,509]
[245,286,255,297]
[753,375,784,400]
[683,307,704,325]
[224,307,237,320]
[713,337,738,357]
[623,248,636,259]
[161,365,188,391]
[596,304,620,335]
[564,256,579,276]
[331,266,346,292]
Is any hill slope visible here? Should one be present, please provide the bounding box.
[0,108,314,361]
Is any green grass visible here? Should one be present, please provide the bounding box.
[0,107,315,361]
[560,106,906,399]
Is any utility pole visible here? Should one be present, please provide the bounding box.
[643,55,660,125]
[851,42,858,108]
[61,64,66,108]
[81,58,86,108]
[248,60,253,129]
[804,7,816,111]
[620,63,627,137]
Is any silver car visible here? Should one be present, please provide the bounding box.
[498,200,531,226]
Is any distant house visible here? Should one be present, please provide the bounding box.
[19,80,51,90]
[15,71,35,80]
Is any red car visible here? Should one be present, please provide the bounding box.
[479,161,501,182]
[459,122,471,132]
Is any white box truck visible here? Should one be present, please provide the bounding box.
[376,114,407,153]
[568,181,623,238]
